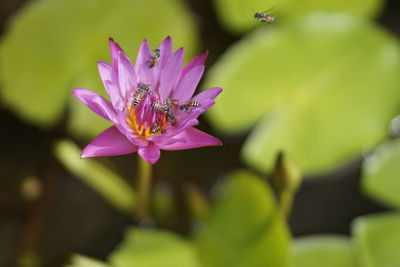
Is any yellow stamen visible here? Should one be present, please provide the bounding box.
[126,105,165,138]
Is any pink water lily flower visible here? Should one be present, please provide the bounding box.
[73,37,222,164]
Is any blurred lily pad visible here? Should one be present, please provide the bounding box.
[109,227,200,267]
[352,212,400,267]
[0,0,199,138]
[290,235,355,267]
[67,254,109,267]
[362,139,400,208]
[204,13,400,174]
[212,0,383,34]
[54,139,134,214]
[195,170,290,267]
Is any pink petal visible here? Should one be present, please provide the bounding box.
[148,117,199,142]
[109,38,123,69]
[158,36,173,69]
[104,80,123,111]
[138,142,160,164]
[81,126,138,158]
[98,61,120,96]
[135,39,155,86]
[114,111,148,147]
[192,87,222,103]
[181,52,207,78]
[118,51,137,99]
[172,65,205,104]
[98,61,113,82]
[154,36,173,83]
[72,88,117,122]
[159,127,222,150]
[158,47,184,99]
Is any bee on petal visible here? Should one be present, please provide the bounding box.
[180,101,201,113]
[165,98,178,107]
[151,101,169,113]
[150,123,166,134]
[133,83,150,106]
[137,82,150,93]
[147,48,161,68]
[166,110,177,126]
[254,9,276,23]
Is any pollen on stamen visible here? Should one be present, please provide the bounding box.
[126,84,179,138]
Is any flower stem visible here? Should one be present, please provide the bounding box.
[136,157,152,221]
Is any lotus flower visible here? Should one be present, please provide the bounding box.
[73,37,222,164]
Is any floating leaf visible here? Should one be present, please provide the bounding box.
[54,139,134,213]
[362,139,400,208]
[212,0,383,34]
[196,170,290,267]
[204,13,400,174]
[109,228,200,267]
[290,235,355,267]
[352,212,400,267]
[0,0,199,138]
[66,254,109,267]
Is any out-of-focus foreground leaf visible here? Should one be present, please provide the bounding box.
[362,139,400,208]
[195,170,290,267]
[54,140,134,214]
[204,13,400,174]
[212,0,383,34]
[353,212,400,267]
[290,235,355,267]
[109,228,200,267]
[66,255,109,267]
[0,0,199,138]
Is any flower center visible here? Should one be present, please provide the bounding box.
[126,83,176,138]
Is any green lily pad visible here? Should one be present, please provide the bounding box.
[362,139,400,208]
[109,228,200,267]
[352,212,400,267]
[54,139,134,214]
[290,235,355,267]
[66,254,109,267]
[212,0,383,34]
[0,0,199,138]
[195,170,290,267]
[204,13,400,174]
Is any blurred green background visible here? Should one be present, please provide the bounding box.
[1,0,400,266]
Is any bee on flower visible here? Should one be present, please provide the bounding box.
[73,37,222,164]
[180,101,201,113]
[147,48,161,68]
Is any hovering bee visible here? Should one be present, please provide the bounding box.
[133,83,150,106]
[147,48,161,68]
[254,9,276,23]
[150,123,165,134]
[180,101,201,112]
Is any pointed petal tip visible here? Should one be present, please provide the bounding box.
[72,88,89,98]
[141,38,149,45]
[201,50,209,63]
[80,150,89,159]
[109,37,119,48]
[214,87,223,94]
[72,88,80,96]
